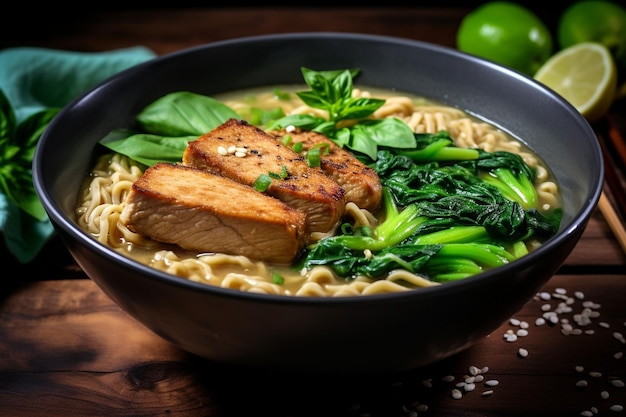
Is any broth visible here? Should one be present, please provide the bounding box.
[76,84,561,297]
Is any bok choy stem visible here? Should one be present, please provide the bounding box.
[411,225,489,245]
[482,167,538,210]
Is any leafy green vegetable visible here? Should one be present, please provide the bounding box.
[99,130,196,167]
[390,131,538,215]
[476,155,538,210]
[299,132,562,282]
[372,132,559,241]
[92,70,562,285]
[0,89,59,221]
[136,91,239,136]
[266,67,417,159]
[396,130,480,161]
[99,91,239,166]
[309,188,426,253]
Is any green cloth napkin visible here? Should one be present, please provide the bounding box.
[0,46,157,263]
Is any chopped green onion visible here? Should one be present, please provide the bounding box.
[253,174,272,192]
[273,88,291,101]
[268,165,289,180]
[315,142,331,154]
[272,271,285,285]
[307,147,321,167]
[281,134,293,146]
[292,141,303,153]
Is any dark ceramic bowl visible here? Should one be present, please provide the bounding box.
[33,33,603,375]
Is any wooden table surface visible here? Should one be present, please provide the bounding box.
[2,7,626,417]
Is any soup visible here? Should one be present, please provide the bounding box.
[75,74,562,297]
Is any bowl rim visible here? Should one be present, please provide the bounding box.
[33,32,604,305]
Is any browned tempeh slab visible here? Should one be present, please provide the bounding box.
[120,162,308,263]
[276,129,383,212]
[183,119,346,233]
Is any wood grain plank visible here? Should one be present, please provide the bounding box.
[1,8,468,53]
[1,276,624,417]
[564,210,626,269]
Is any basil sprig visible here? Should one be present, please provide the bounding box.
[0,89,59,221]
[100,91,239,167]
[266,67,416,159]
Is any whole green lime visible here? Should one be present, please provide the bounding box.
[456,1,553,77]
[558,1,626,74]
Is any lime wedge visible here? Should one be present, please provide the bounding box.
[534,42,617,123]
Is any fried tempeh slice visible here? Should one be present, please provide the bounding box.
[274,129,383,212]
[183,119,346,233]
[120,162,308,264]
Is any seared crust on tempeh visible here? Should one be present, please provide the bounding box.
[272,129,383,212]
[183,119,346,233]
[120,162,308,264]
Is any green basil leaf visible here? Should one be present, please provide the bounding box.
[13,188,47,221]
[0,106,59,221]
[348,128,379,159]
[310,121,338,139]
[352,118,416,149]
[0,163,47,221]
[16,108,60,162]
[295,90,329,110]
[331,70,354,102]
[136,91,239,136]
[298,68,356,113]
[0,89,16,143]
[301,67,360,84]
[300,67,334,101]
[100,131,196,167]
[332,127,352,148]
[336,97,385,120]
[266,114,326,131]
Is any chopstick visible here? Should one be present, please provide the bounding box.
[594,118,626,254]
[598,191,626,254]
[606,114,626,172]
[596,119,626,211]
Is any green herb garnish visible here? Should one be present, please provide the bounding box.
[272,271,285,285]
[253,174,273,192]
[266,67,417,159]
[253,166,289,192]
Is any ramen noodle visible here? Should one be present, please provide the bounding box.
[76,86,561,297]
